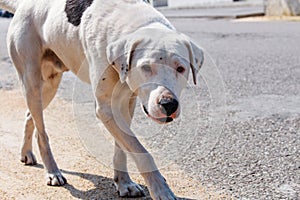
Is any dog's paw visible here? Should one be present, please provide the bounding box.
[146,172,177,200]
[46,172,67,186]
[21,151,37,165]
[115,180,145,197]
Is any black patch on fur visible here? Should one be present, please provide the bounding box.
[65,0,94,26]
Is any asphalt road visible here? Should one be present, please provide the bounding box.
[0,15,299,200]
[167,18,300,199]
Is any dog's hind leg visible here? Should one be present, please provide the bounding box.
[20,50,65,166]
[21,76,62,166]
[8,22,66,185]
[21,83,62,166]
[20,110,36,165]
[23,53,65,185]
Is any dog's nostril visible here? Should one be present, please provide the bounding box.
[159,98,179,116]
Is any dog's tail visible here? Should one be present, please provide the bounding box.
[0,0,19,13]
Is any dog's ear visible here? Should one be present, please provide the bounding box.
[185,40,204,85]
[106,37,141,83]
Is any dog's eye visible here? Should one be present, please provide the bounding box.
[141,65,152,73]
[176,66,185,73]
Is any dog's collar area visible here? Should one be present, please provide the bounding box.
[142,105,173,123]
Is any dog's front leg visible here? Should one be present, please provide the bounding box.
[94,73,176,199]
[97,104,176,199]
[113,141,145,197]
[112,89,144,197]
[97,103,176,199]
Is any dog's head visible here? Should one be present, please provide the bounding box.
[107,27,203,124]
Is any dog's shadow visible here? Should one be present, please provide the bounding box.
[32,165,196,200]
[61,169,151,200]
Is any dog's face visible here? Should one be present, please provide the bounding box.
[107,28,203,124]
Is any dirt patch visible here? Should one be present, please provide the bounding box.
[0,89,232,200]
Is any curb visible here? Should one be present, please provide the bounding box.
[156,1,264,10]
[157,5,265,19]
[160,12,265,19]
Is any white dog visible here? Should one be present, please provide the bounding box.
[0,0,203,199]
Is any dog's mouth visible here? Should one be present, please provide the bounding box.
[142,105,174,124]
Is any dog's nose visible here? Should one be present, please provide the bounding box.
[159,98,179,116]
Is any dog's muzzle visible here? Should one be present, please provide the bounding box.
[142,105,174,123]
